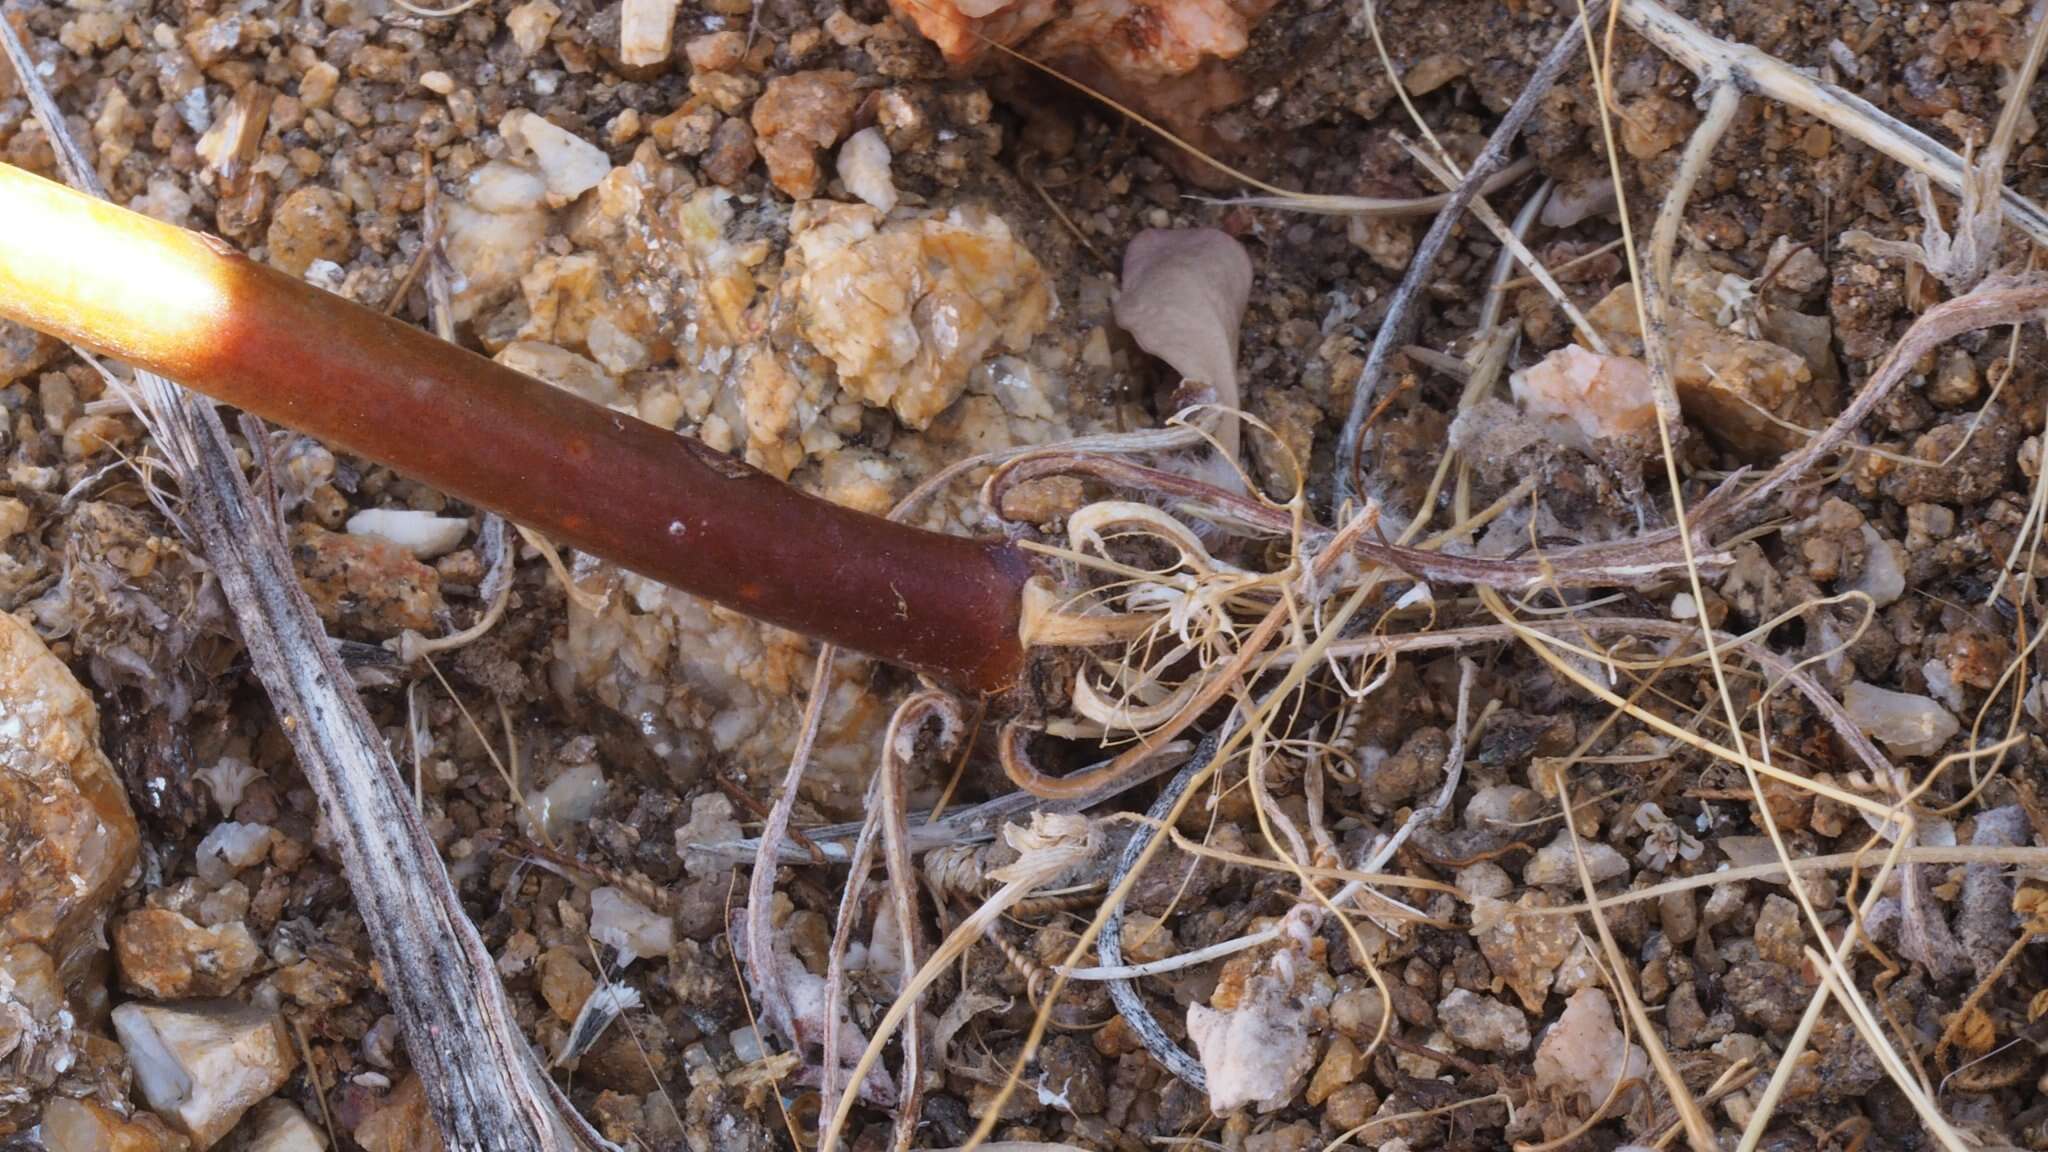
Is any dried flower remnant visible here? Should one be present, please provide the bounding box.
[1114,228,1254,460]
[1632,801,1703,870]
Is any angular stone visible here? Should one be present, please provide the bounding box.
[0,610,140,978]
[225,1099,327,1152]
[39,1097,181,1152]
[790,202,1052,429]
[1843,680,1960,758]
[750,70,861,198]
[266,187,354,278]
[112,1000,297,1149]
[1586,283,1823,460]
[1437,988,1530,1053]
[114,909,262,1000]
[1510,344,1657,451]
[1533,988,1647,1106]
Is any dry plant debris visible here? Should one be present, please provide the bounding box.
[8,0,2048,1149]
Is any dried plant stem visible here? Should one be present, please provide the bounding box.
[1331,5,1601,513]
[1621,0,2048,247]
[0,163,1031,690]
[0,20,610,1151]
[1731,708,1948,1152]
[1001,504,1381,800]
[1650,82,1740,289]
[877,692,962,1152]
[955,521,1390,1150]
[1555,765,1714,1152]
[993,453,1724,591]
[1726,274,2048,518]
[743,649,840,1071]
[819,790,882,1144]
[1094,730,1224,1090]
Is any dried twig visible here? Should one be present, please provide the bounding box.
[0,16,613,1150]
[1331,4,1603,514]
[1095,730,1224,1090]
[1621,0,2048,247]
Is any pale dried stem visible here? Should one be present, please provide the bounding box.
[818,792,883,1145]
[878,692,962,1152]
[743,648,839,1061]
[1621,0,2048,246]
[1332,4,1604,513]
[0,17,610,1151]
[993,453,1727,591]
[1556,765,1715,1152]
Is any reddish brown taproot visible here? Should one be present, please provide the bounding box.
[0,163,1032,692]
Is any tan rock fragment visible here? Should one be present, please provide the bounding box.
[505,0,561,57]
[1510,344,1658,452]
[750,70,861,198]
[1533,988,1648,1107]
[289,525,442,634]
[789,203,1052,429]
[39,1097,183,1152]
[112,1000,297,1149]
[504,110,611,206]
[114,909,261,1000]
[195,85,273,188]
[0,610,139,976]
[1186,967,1317,1113]
[224,1100,326,1152]
[352,1075,443,1152]
[265,187,354,278]
[618,0,680,67]
[1472,892,1576,1012]
[0,318,61,386]
[494,341,621,406]
[3,943,113,1133]
[442,163,550,322]
[1585,282,1821,460]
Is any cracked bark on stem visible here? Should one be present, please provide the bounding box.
[0,15,610,1151]
[0,162,1033,692]
[1331,3,1602,517]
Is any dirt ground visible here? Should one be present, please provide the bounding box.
[4,0,2048,1148]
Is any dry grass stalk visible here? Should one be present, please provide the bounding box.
[0,19,616,1152]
